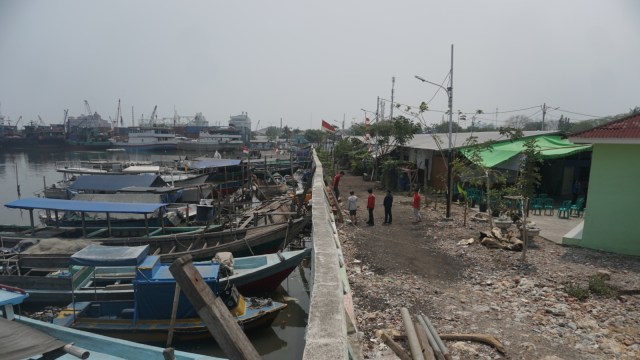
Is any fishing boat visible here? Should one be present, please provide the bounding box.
[0,285,223,360]
[0,245,311,304]
[52,245,286,343]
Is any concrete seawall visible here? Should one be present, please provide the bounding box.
[303,150,361,359]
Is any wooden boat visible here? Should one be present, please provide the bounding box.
[0,245,311,304]
[52,245,286,343]
[0,285,223,360]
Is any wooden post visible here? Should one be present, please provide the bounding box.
[29,209,35,234]
[54,210,59,229]
[169,255,260,360]
[81,212,86,238]
[106,213,112,237]
[166,284,181,347]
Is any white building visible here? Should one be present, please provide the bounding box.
[229,112,252,145]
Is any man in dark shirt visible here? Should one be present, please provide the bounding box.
[383,190,393,224]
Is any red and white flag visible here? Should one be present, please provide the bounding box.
[243,146,249,155]
[321,119,336,134]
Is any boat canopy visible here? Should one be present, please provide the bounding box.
[69,173,167,192]
[0,317,66,360]
[5,198,168,214]
[71,244,150,266]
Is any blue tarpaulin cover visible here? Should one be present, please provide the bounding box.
[70,245,149,266]
[5,198,168,214]
[190,159,241,169]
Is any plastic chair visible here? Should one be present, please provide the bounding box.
[557,200,572,219]
[531,198,543,215]
[570,197,585,217]
[543,198,554,216]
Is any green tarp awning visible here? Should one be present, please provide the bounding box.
[461,135,592,168]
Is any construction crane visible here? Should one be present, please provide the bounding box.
[63,109,69,134]
[149,105,157,126]
[84,100,92,115]
[38,115,45,125]
[15,115,22,127]
[254,119,260,132]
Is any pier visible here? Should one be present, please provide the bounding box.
[303,150,361,359]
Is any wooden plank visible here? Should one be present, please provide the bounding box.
[169,255,261,360]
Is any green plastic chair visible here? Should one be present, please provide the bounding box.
[557,200,572,219]
[531,198,543,215]
[543,198,554,216]
[570,197,585,217]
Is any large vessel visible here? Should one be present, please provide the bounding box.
[112,127,177,151]
[177,127,243,152]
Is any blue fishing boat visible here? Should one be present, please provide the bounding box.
[53,245,287,343]
[0,284,223,360]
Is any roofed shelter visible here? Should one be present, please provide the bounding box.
[566,112,640,255]
[5,198,168,238]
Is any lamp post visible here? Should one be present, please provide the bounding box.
[415,44,454,218]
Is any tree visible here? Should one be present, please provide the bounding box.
[304,129,326,144]
[432,120,464,134]
[281,125,292,141]
[505,115,531,129]
[348,123,367,136]
[265,126,280,141]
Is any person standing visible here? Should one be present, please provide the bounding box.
[333,171,345,201]
[366,188,375,226]
[383,190,393,224]
[347,190,358,225]
[413,189,423,223]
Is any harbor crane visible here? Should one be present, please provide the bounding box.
[84,100,92,115]
[150,105,158,125]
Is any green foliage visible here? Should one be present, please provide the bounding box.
[281,125,292,140]
[432,120,464,133]
[304,129,326,144]
[564,282,589,301]
[588,275,618,297]
[265,126,280,140]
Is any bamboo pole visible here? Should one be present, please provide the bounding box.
[419,314,451,360]
[416,315,445,360]
[400,308,424,360]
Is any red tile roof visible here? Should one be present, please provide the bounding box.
[571,113,640,139]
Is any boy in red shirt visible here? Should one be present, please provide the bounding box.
[413,189,423,223]
[366,188,375,226]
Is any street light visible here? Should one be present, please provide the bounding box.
[414,44,454,219]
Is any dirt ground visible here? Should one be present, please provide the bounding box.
[336,174,640,360]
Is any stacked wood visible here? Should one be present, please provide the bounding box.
[478,227,523,251]
[388,309,507,359]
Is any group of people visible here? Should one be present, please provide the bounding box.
[334,170,424,226]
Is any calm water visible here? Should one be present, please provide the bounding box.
[0,148,311,359]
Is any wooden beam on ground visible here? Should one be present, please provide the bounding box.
[169,255,260,360]
[380,331,412,360]
[415,322,436,360]
[440,334,506,355]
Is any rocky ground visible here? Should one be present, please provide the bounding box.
[336,174,640,360]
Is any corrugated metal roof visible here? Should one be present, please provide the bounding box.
[70,174,166,191]
[404,130,558,150]
[570,113,640,142]
[5,198,167,213]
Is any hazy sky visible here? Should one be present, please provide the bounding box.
[1,0,639,130]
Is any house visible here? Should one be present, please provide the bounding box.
[566,113,640,256]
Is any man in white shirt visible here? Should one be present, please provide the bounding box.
[347,191,358,225]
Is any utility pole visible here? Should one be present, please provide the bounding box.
[376,96,380,123]
[390,76,396,121]
[541,103,547,130]
[446,44,454,219]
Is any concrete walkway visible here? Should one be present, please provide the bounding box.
[526,211,584,245]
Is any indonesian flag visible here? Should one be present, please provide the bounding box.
[321,119,336,134]
[365,133,371,143]
[243,146,249,155]
[365,117,371,126]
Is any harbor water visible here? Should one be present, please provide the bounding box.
[0,148,311,359]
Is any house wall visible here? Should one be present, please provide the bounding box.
[580,144,640,255]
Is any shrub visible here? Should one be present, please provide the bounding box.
[588,275,618,297]
[564,282,589,301]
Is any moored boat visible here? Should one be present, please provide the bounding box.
[52,245,286,343]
